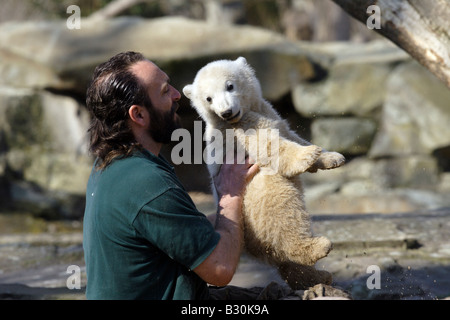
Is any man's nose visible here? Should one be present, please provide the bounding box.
[172,87,181,101]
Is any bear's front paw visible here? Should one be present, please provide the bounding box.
[307,151,345,173]
[276,142,322,177]
[287,145,322,176]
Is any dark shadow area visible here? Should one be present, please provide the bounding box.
[335,264,450,300]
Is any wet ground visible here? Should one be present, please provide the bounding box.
[1,201,449,300]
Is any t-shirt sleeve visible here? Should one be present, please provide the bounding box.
[132,187,220,270]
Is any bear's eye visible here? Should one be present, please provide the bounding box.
[206,97,212,103]
[227,84,234,91]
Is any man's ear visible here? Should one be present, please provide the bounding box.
[128,105,149,127]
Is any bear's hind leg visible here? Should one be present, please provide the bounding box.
[284,236,333,266]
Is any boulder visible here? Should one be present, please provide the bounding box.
[0,87,92,218]
[0,88,91,189]
[372,156,440,189]
[308,155,441,190]
[311,117,377,155]
[439,173,450,193]
[291,40,409,117]
[303,155,446,214]
[0,16,315,101]
[369,61,450,158]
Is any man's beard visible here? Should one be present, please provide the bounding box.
[148,102,182,144]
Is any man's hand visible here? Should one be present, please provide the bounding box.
[213,156,260,199]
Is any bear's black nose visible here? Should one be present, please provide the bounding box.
[221,110,233,119]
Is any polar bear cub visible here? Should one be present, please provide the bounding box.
[183,57,345,289]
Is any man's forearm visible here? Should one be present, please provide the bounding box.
[215,194,244,255]
[194,158,258,286]
[193,194,244,286]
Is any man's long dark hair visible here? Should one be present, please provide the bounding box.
[86,51,151,169]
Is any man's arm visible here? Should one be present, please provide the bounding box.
[193,158,259,286]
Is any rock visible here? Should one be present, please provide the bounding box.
[302,284,352,300]
[0,44,62,92]
[303,155,446,214]
[439,173,450,193]
[308,192,414,214]
[23,152,92,195]
[371,156,440,189]
[0,87,92,218]
[310,155,440,191]
[307,189,450,215]
[8,180,61,218]
[8,180,86,219]
[0,88,90,158]
[0,17,315,100]
[0,87,47,150]
[311,117,377,155]
[369,61,450,158]
[291,40,408,117]
[0,90,92,194]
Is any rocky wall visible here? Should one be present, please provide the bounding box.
[0,16,449,219]
[296,43,450,214]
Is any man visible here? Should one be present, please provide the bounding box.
[83,51,259,299]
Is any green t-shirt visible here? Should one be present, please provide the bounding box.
[83,149,220,300]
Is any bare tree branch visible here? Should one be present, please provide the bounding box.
[332,0,450,89]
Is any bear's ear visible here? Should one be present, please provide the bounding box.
[236,56,247,65]
[183,84,193,99]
